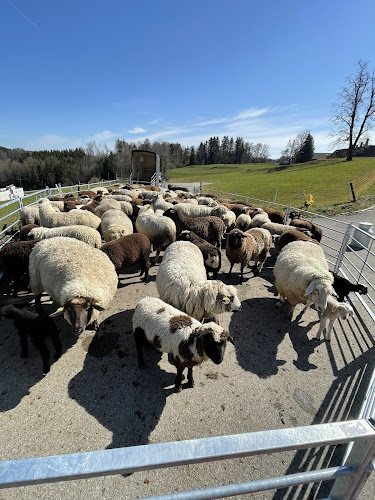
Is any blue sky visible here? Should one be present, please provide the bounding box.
[1,0,375,158]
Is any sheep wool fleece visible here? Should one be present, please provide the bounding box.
[29,237,118,308]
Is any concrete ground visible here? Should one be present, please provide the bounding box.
[0,203,374,499]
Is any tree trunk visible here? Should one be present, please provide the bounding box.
[346,146,353,161]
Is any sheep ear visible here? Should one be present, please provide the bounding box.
[92,301,105,311]
[228,336,235,345]
[50,306,65,317]
[331,304,337,312]
[304,281,316,296]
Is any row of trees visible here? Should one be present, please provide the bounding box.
[280,131,315,164]
[0,135,272,190]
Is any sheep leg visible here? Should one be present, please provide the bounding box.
[276,295,285,307]
[31,336,51,374]
[34,294,43,314]
[134,327,146,367]
[50,330,62,360]
[287,305,295,321]
[186,367,194,388]
[325,320,335,342]
[303,300,313,312]
[240,264,245,284]
[227,263,234,277]
[18,330,28,358]
[174,368,184,392]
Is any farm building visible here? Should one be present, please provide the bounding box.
[131,150,161,185]
[0,185,24,201]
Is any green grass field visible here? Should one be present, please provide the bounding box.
[166,158,375,212]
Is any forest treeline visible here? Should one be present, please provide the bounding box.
[0,135,271,190]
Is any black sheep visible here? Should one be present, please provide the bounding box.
[332,273,368,302]
[0,301,62,374]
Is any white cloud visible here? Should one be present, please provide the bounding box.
[128,127,146,134]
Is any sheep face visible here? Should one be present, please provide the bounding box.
[227,230,247,250]
[214,285,241,314]
[199,324,234,364]
[334,303,354,320]
[50,298,105,334]
[356,284,368,295]
[304,281,331,312]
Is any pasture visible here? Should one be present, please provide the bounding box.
[166,158,375,211]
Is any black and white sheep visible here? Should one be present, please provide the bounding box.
[177,230,221,279]
[163,208,225,247]
[156,241,241,321]
[101,233,151,280]
[29,237,118,334]
[133,296,234,392]
[332,272,368,302]
[0,300,62,374]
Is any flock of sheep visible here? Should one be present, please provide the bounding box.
[0,183,368,391]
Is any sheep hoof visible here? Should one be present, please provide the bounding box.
[187,380,194,388]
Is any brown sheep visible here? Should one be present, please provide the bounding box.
[100,233,151,281]
[289,211,323,242]
[163,208,225,247]
[0,240,40,296]
[274,229,320,253]
[19,224,39,241]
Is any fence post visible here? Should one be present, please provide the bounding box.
[330,421,375,498]
[218,191,221,200]
[334,224,352,274]
[285,206,291,224]
[350,182,357,202]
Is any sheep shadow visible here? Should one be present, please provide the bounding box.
[68,308,174,450]
[0,298,77,411]
[229,297,322,378]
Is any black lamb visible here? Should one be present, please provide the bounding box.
[332,273,368,302]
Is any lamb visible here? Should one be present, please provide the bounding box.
[332,272,368,302]
[29,237,118,334]
[0,240,39,296]
[289,211,323,242]
[133,297,234,392]
[306,296,354,342]
[163,208,225,247]
[273,241,334,320]
[28,225,103,249]
[274,229,320,253]
[156,241,241,321]
[100,209,133,242]
[38,199,101,230]
[0,300,62,374]
[177,230,222,279]
[235,213,252,232]
[226,228,272,283]
[101,233,151,280]
[135,205,176,263]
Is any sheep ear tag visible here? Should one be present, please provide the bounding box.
[222,296,230,304]
[92,301,105,311]
[304,282,316,296]
[50,306,65,317]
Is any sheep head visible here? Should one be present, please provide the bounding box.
[197,323,234,364]
[50,298,105,335]
[304,281,333,312]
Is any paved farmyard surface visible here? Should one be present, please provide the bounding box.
[0,203,374,500]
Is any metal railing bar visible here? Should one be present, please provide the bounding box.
[1,420,375,489]
[0,208,21,222]
[142,465,355,500]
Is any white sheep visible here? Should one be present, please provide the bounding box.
[304,295,354,341]
[100,209,133,242]
[235,213,252,232]
[173,203,226,218]
[94,199,121,217]
[273,241,334,321]
[28,225,103,248]
[29,237,118,334]
[261,222,297,235]
[249,209,270,228]
[38,200,101,230]
[152,195,173,212]
[135,205,176,263]
[133,296,234,392]
[156,241,241,321]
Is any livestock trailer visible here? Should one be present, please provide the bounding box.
[131,150,161,186]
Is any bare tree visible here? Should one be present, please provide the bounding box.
[330,60,375,161]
